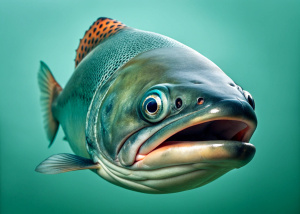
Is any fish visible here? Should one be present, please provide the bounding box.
[36,17,257,194]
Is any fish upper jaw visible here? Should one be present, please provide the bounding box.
[117,98,257,170]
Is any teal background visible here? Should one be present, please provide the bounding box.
[1,0,299,213]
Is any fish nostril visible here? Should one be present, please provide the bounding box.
[229,83,235,87]
[175,98,183,109]
[197,97,204,105]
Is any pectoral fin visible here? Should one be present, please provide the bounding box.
[35,153,100,174]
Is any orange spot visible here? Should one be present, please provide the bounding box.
[75,17,126,67]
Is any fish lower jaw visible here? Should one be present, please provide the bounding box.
[93,151,234,194]
[92,141,254,194]
[133,140,255,170]
[132,116,257,169]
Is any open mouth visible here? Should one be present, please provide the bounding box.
[162,120,249,144]
[135,119,252,162]
[117,99,257,169]
[92,99,257,193]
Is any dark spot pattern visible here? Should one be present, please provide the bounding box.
[75,17,126,67]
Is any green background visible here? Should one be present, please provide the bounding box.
[1,0,299,213]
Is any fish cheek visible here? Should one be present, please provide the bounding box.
[98,93,115,155]
[96,81,146,160]
[95,60,170,160]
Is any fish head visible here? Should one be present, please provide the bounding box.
[86,46,257,193]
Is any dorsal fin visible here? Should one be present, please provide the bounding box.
[75,17,126,67]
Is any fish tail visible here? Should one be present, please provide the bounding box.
[38,61,62,147]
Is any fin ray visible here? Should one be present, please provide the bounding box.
[35,153,100,174]
[38,61,62,146]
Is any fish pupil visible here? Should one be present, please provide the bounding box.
[146,98,158,114]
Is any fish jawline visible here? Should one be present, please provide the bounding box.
[92,150,234,194]
[132,140,255,170]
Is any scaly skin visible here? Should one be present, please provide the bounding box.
[38,17,257,194]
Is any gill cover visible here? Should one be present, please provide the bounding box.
[82,18,186,158]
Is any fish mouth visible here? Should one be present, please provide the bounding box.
[133,120,255,170]
[118,99,257,171]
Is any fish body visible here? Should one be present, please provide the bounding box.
[37,17,257,194]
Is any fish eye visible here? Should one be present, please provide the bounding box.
[243,90,255,110]
[144,95,161,115]
[141,89,169,123]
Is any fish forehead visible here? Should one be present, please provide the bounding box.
[107,47,239,106]
[120,47,232,87]
[103,46,235,112]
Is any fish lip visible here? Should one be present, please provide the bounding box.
[132,141,256,170]
[118,99,257,169]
